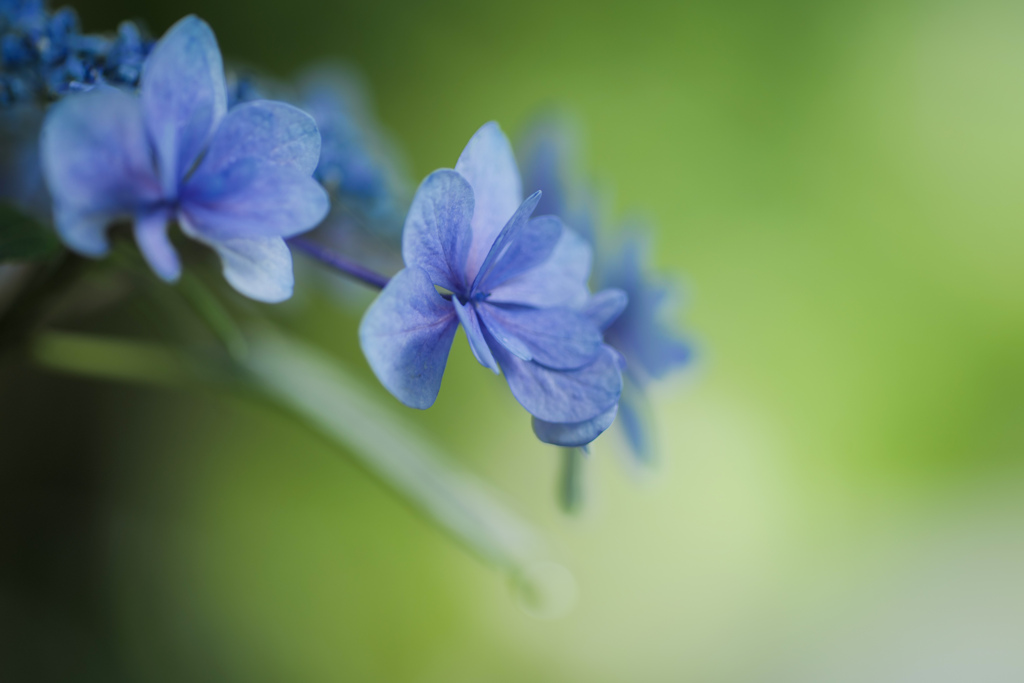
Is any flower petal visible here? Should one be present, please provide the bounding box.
[359,267,459,409]
[180,163,330,240]
[141,15,227,192]
[40,88,160,222]
[488,338,622,423]
[400,169,473,293]
[532,403,618,448]
[455,122,522,282]
[181,218,295,302]
[452,298,499,374]
[487,226,591,309]
[134,210,181,282]
[470,192,554,295]
[192,100,322,177]
[584,288,628,331]
[52,206,116,257]
[478,303,602,371]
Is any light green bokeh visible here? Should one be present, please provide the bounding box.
[75,0,1024,680]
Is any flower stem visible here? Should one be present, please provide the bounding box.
[287,236,391,290]
[559,447,586,515]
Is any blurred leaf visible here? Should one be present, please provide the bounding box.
[31,328,543,575]
[0,203,61,262]
[32,331,227,387]
[243,329,540,573]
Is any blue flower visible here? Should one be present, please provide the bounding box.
[520,116,691,462]
[360,122,626,447]
[39,15,329,302]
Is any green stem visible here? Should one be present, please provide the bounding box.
[559,447,586,515]
[176,272,249,361]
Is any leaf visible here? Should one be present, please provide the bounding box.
[0,203,62,262]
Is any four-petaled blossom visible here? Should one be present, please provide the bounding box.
[360,122,627,447]
[40,15,329,302]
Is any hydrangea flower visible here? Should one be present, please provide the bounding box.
[520,116,691,462]
[40,15,329,302]
[360,122,626,447]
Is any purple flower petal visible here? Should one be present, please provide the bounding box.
[141,15,227,193]
[51,206,116,257]
[470,192,558,295]
[452,298,499,374]
[478,303,602,371]
[359,266,459,409]
[487,226,592,309]
[191,100,322,177]
[134,209,180,282]
[488,338,622,423]
[180,162,329,240]
[455,122,522,282]
[401,169,473,293]
[180,216,295,302]
[584,288,628,331]
[40,87,160,244]
[532,403,618,448]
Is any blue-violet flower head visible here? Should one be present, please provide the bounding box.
[39,15,329,302]
[359,122,627,447]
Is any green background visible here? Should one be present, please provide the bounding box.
[8,0,1024,680]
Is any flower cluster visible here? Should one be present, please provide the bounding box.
[520,117,691,461]
[1,0,151,106]
[1,5,691,454]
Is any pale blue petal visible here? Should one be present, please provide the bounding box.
[401,169,473,293]
[532,403,618,448]
[488,338,622,423]
[141,15,227,192]
[134,210,180,282]
[52,206,115,257]
[192,100,321,177]
[487,226,591,309]
[469,192,554,295]
[180,218,295,302]
[40,88,160,218]
[359,267,459,409]
[180,163,330,240]
[452,298,499,374]
[477,303,602,371]
[455,122,523,282]
[585,288,628,331]
[473,214,562,294]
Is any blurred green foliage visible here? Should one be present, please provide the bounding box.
[3,0,1023,680]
